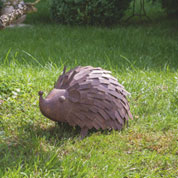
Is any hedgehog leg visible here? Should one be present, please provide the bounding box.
[80,127,88,139]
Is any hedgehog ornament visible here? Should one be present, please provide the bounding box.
[39,66,133,139]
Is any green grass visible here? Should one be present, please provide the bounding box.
[0,0,178,177]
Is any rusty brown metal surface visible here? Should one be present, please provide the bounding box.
[39,66,133,139]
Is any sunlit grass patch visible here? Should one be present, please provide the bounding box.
[0,59,178,177]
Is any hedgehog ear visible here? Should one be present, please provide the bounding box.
[68,90,81,103]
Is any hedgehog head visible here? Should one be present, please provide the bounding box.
[39,88,81,122]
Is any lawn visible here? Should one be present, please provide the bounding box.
[0,0,178,177]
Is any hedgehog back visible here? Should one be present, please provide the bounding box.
[55,66,133,130]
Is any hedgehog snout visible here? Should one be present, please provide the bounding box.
[38,91,43,96]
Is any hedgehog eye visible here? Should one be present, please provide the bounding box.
[59,96,66,103]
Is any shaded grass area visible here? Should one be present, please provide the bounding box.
[1,21,178,70]
[0,0,178,177]
[0,0,178,70]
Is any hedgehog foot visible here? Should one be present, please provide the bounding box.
[80,127,88,140]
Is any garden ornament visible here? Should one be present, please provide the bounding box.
[0,0,40,29]
[39,66,133,139]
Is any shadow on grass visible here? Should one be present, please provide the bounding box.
[0,109,131,176]
[0,123,77,174]
[31,122,114,142]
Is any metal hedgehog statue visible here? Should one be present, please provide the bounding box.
[39,66,133,139]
